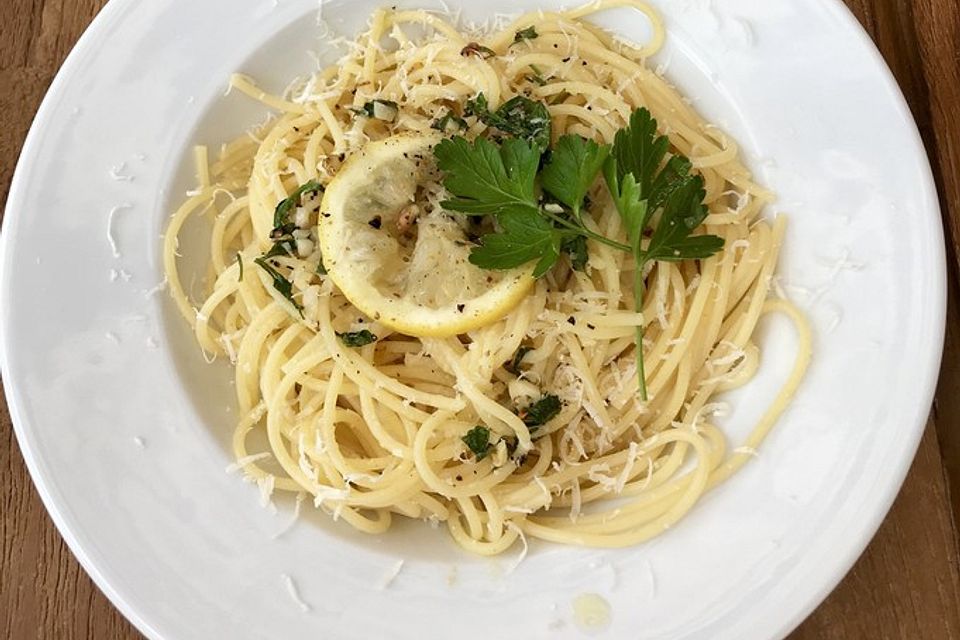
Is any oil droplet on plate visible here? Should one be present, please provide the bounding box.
[572,593,611,633]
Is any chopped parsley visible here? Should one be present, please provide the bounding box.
[505,345,533,375]
[351,99,399,121]
[236,253,244,281]
[461,426,493,460]
[273,180,322,232]
[526,64,547,86]
[267,180,322,260]
[464,93,552,151]
[513,26,538,43]
[254,257,303,317]
[461,42,497,59]
[336,329,378,347]
[519,395,562,428]
[431,111,468,134]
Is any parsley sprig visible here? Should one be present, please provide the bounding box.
[603,109,723,399]
[433,102,724,402]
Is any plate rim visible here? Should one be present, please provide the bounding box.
[0,0,946,638]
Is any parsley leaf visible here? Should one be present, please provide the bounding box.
[513,26,538,43]
[542,135,610,217]
[469,209,563,277]
[236,253,244,282]
[316,253,327,275]
[520,395,561,428]
[602,167,648,250]
[465,93,552,151]
[254,257,304,317]
[434,136,540,217]
[337,330,377,347]
[462,426,493,460]
[608,108,694,210]
[645,176,723,261]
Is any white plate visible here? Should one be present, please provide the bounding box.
[0,0,945,638]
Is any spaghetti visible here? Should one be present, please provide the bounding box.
[164,0,811,554]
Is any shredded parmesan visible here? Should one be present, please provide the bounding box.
[257,474,276,509]
[280,573,311,612]
[225,452,271,473]
[505,521,529,574]
[569,479,582,522]
[377,560,405,589]
[143,278,168,298]
[106,203,133,258]
[272,492,305,539]
[108,162,134,182]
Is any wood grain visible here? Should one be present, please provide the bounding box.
[1,1,959,638]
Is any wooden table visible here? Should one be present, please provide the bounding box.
[2,1,959,638]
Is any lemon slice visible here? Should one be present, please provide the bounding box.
[319,133,535,338]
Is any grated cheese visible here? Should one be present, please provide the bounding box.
[569,479,582,522]
[272,492,305,539]
[108,162,134,182]
[225,452,271,473]
[143,277,169,298]
[505,521,529,574]
[280,573,311,613]
[257,474,277,509]
[377,560,405,590]
[615,442,640,493]
[106,203,133,258]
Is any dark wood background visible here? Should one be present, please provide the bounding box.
[2,0,959,637]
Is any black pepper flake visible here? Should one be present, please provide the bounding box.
[455,474,463,481]
[567,316,576,325]
[581,60,587,66]
[456,304,465,312]
[562,57,571,62]
[338,153,345,161]
[368,216,382,229]
[587,323,596,330]
[553,43,559,48]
